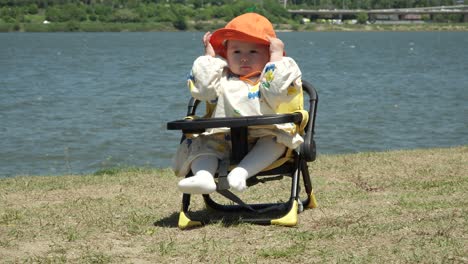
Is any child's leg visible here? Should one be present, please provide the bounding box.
[228,137,286,192]
[178,155,218,194]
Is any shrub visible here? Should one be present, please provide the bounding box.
[26,4,38,15]
[46,4,87,22]
[66,20,80,31]
[111,9,141,23]
[2,16,15,23]
[173,15,187,30]
[154,5,176,22]
[431,14,461,23]
[45,7,65,22]
[0,22,14,32]
[212,5,234,20]
[357,12,368,24]
[94,5,112,17]
[23,23,49,32]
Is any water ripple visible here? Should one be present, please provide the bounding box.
[1,32,467,177]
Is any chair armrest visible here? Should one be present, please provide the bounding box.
[301,81,318,162]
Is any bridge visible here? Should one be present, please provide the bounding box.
[288,5,468,22]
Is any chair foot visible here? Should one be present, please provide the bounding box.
[307,189,318,209]
[271,200,298,227]
[178,211,202,230]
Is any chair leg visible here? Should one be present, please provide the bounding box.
[176,155,317,228]
[271,163,301,226]
[300,159,318,209]
[178,193,202,229]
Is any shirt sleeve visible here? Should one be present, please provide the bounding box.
[259,57,302,109]
[187,55,227,102]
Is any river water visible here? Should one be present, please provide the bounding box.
[1,32,467,177]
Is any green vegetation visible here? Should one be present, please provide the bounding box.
[1,146,467,262]
[356,12,369,24]
[0,0,293,32]
[0,0,467,32]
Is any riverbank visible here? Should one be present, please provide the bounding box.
[1,146,466,262]
[303,22,468,31]
[2,21,468,32]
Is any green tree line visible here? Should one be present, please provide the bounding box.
[0,0,464,31]
[1,0,289,27]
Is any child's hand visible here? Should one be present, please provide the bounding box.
[203,32,216,57]
[268,36,284,62]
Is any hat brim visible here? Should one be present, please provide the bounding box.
[210,28,271,59]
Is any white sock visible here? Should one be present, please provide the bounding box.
[178,171,217,194]
[228,137,286,192]
[227,167,249,192]
[177,155,218,194]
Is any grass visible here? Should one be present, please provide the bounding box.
[0,146,467,263]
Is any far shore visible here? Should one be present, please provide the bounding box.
[2,21,468,32]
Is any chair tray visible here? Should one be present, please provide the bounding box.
[167,113,302,133]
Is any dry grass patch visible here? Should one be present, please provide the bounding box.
[1,147,467,263]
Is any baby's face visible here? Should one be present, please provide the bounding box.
[226,40,270,76]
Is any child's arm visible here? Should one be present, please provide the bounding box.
[268,36,284,62]
[187,32,227,101]
[203,32,216,57]
[260,37,302,107]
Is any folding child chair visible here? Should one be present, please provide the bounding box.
[167,80,318,229]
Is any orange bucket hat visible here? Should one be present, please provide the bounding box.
[210,13,276,59]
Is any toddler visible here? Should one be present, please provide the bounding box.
[173,13,304,194]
